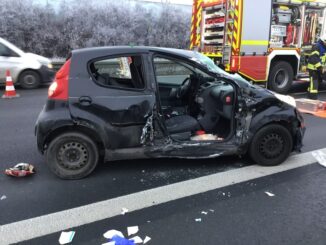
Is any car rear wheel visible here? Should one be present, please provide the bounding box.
[249,124,293,166]
[19,70,41,89]
[268,61,293,94]
[46,132,99,179]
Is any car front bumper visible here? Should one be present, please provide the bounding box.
[39,65,55,84]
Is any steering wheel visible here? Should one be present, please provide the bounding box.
[176,77,191,99]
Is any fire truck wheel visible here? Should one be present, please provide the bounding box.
[268,61,293,94]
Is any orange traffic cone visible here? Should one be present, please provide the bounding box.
[2,70,19,99]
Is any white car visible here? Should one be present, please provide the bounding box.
[0,37,55,89]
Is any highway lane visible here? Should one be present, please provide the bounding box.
[0,85,326,229]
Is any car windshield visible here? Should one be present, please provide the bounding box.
[191,52,252,86]
[192,52,230,75]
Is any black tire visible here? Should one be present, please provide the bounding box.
[19,70,41,89]
[268,61,294,94]
[46,132,99,179]
[249,124,293,166]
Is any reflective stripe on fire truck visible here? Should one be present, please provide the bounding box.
[241,40,269,46]
[190,0,203,50]
[195,0,203,47]
[232,0,242,55]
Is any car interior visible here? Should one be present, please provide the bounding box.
[154,57,235,142]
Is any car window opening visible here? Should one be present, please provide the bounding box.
[90,55,145,89]
[153,56,235,142]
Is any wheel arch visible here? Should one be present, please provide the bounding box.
[43,125,105,156]
[17,68,41,84]
[249,119,297,151]
[269,55,298,77]
[267,51,300,79]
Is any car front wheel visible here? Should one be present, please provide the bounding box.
[46,132,99,179]
[249,124,293,166]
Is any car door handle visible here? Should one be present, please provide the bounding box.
[78,96,92,106]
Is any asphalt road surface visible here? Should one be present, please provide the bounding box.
[1,83,326,245]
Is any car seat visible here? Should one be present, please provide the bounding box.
[165,115,200,134]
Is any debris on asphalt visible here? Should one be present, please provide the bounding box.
[58,231,75,244]
[102,242,116,245]
[127,226,139,236]
[312,150,326,167]
[130,236,142,244]
[121,207,129,215]
[195,218,202,222]
[5,163,35,177]
[265,191,275,197]
[143,236,151,244]
[146,220,151,223]
[201,211,208,215]
[0,195,6,200]
[103,227,151,244]
[111,235,135,245]
[103,230,125,239]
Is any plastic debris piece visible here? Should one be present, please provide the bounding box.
[58,231,75,244]
[103,230,124,239]
[143,236,151,244]
[191,134,221,141]
[1,195,7,200]
[127,226,139,236]
[130,236,142,244]
[121,208,129,215]
[146,220,151,223]
[102,242,116,245]
[201,211,208,215]
[5,163,35,177]
[195,218,202,222]
[209,209,214,213]
[265,191,275,197]
[111,235,135,245]
[312,150,326,167]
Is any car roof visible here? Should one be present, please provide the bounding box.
[72,46,197,59]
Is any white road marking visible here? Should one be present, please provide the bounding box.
[1,148,325,244]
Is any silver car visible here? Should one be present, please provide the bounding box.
[0,38,55,89]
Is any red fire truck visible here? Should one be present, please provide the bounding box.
[190,0,326,93]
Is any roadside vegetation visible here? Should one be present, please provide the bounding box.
[0,0,191,58]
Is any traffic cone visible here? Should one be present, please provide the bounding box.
[2,70,19,99]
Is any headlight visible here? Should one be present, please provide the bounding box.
[47,63,53,69]
[273,93,296,107]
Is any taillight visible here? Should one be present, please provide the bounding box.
[48,59,71,100]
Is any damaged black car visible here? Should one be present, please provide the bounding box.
[35,47,305,179]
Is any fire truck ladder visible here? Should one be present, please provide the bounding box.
[222,0,235,67]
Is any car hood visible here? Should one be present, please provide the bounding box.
[24,53,51,65]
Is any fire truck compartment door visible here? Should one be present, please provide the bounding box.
[240,0,272,55]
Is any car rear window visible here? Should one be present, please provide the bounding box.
[89,55,145,89]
